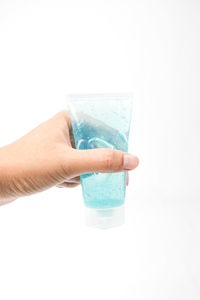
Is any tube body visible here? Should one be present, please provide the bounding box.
[67,94,133,228]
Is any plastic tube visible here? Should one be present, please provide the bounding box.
[67,93,133,229]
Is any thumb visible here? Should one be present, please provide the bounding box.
[67,148,139,177]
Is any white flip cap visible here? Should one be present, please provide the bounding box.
[85,205,125,229]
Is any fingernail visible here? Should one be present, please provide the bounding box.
[123,154,139,170]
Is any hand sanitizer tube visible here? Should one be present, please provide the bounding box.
[67,93,133,229]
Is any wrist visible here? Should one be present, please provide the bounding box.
[0,145,18,204]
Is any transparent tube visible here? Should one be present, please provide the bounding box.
[67,93,133,229]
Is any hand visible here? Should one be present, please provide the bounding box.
[0,111,139,205]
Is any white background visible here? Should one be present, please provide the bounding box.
[0,0,200,299]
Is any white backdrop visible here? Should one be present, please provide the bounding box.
[0,0,200,299]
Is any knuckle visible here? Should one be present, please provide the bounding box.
[57,110,70,121]
[59,109,68,116]
[54,110,71,130]
[103,149,115,169]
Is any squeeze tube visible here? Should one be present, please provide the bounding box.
[67,94,133,229]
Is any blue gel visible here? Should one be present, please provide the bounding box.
[71,120,128,208]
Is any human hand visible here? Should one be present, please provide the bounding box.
[0,111,139,205]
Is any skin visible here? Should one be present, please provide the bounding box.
[0,111,139,206]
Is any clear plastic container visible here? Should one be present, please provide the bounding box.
[67,93,133,229]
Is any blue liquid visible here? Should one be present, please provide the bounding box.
[71,117,128,209]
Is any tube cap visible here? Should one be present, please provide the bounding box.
[85,205,125,229]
